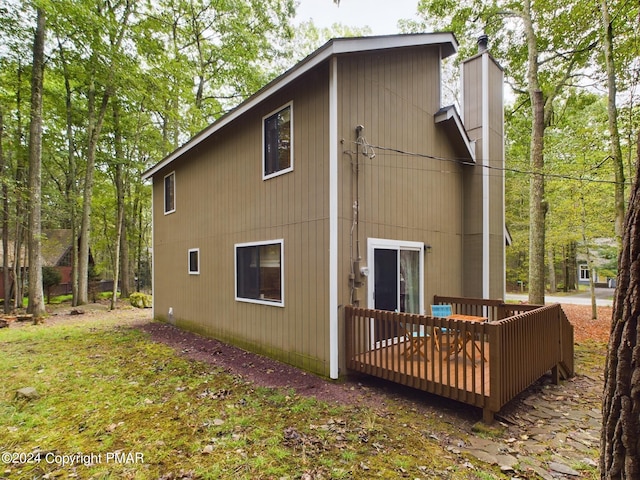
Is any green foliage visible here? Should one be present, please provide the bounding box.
[41,266,62,304]
[41,266,61,290]
[129,292,152,309]
[0,0,298,303]
[411,0,637,293]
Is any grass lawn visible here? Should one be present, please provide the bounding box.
[0,313,509,479]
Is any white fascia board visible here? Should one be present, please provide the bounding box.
[142,33,458,180]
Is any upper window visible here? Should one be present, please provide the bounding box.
[579,264,590,280]
[263,103,293,180]
[188,248,200,275]
[164,171,175,214]
[235,240,284,306]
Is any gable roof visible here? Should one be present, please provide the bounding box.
[0,229,73,267]
[41,229,74,266]
[142,32,459,181]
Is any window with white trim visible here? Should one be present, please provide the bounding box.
[263,103,292,179]
[579,264,590,280]
[188,248,200,275]
[164,171,175,214]
[235,240,284,306]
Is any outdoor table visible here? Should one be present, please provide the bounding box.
[445,314,488,361]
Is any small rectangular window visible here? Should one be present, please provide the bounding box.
[235,240,284,306]
[164,171,175,214]
[263,103,293,179]
[188,248,200,275]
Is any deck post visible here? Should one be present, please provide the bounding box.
[482,407,495,424]
[551,365,560,385]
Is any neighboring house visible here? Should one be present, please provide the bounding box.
[577,238,617,288]
[0,229,95,299]
[143,33,505,379]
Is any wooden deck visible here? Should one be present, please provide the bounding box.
[345,298,574,422]
[352,336,491,396]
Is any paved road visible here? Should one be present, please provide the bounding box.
[506,287,614,307]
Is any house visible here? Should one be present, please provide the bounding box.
[0,229,95,300]
[577,238,617,288]
[142,33,505,380]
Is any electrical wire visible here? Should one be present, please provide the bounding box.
[348,139,633,187]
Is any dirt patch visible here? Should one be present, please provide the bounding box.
[139,321,375,406]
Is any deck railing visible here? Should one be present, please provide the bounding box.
[344,297,574,422]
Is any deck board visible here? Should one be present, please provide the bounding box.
[351,336,490,397]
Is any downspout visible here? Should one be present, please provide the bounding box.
[329,56,339,379]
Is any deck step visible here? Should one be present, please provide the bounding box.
[557,361,572,380]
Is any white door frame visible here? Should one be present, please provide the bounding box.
[367,238,425,315]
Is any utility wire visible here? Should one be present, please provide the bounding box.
[350,139,632,187]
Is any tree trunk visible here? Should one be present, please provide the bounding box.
[111,101,125,309]
[528,89,547,304]
[523,0,546,305]
[58,41,80,306]
[601,131,640,478]
[26,7,46,319]
[580,189,597,320]
[77,3,131,303]
[12,64,26,311]
[77,80,110,305]
[588,262,597,320]
[547,246,557,294]
[120,217,131,298]
[0,107,10,314]
[600,0,625,247]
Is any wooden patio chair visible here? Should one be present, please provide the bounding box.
[431,305,487,361]
[430,304,453,353]
[399,322,427,360]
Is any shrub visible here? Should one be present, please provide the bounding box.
[129,292,152,309]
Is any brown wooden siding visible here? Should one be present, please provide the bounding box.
[152,65,332,376]
[150,42,501,379]
[336,47,467,329]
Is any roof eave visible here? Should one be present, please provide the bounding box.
[434,105,476,162]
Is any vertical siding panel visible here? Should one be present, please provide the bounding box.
[152,67,332,377]
[153,43,474,379]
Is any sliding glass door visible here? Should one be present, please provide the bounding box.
[368,239,424,342]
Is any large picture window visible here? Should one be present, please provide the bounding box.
[235,240,284,306]
[164,171,175,214]
[263,103,292,179]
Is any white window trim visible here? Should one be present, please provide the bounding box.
[234,239,285,307]
[262,102,294,181]
[164,171,176,215]
[188,248,200,275]
[366,238,425,315]
[579,264,590,280]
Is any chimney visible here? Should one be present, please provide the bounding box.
[477,34,489,53]
[461,35,505,300]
